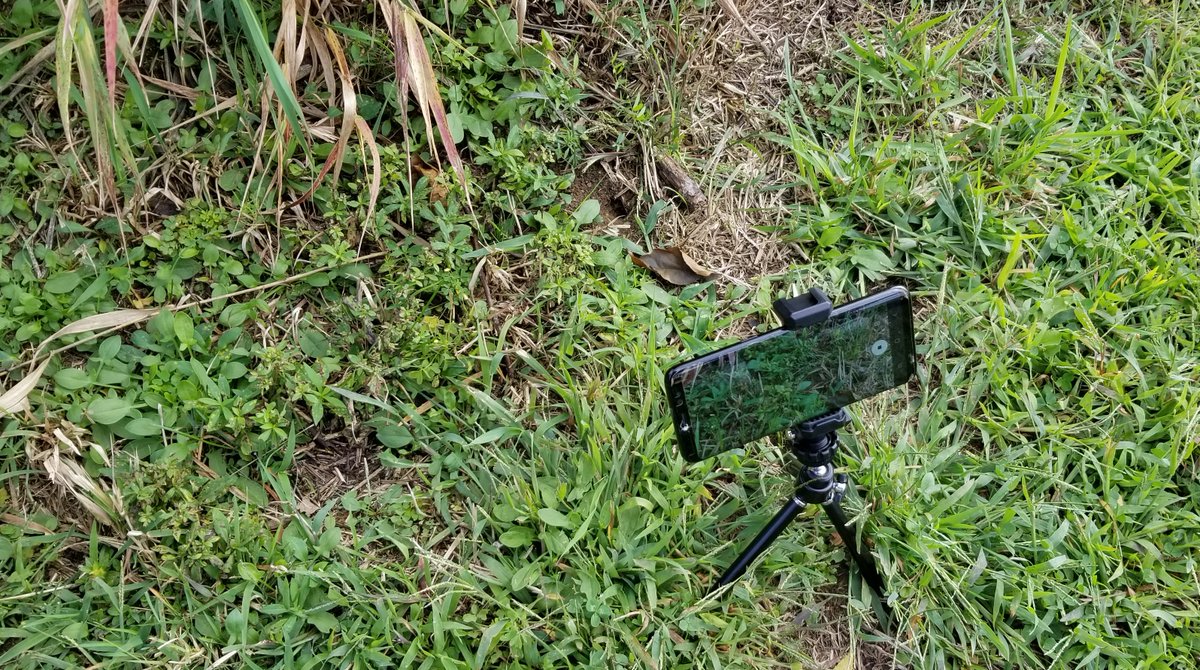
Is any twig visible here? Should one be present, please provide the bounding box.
[656,155,708,210]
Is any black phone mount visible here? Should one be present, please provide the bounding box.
[772,286,832,329]
[714,288,892,625]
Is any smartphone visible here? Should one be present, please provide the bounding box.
[666,287,915,461]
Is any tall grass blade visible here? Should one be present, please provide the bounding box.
[103,0,118,111]
[70,4,118,205]
[325,25,357,191]
[231,0,307,138]
[383,3,466,188]
[1000,6,1020,100]
[1046,21,1072,118]
[55,0,80,146]
[354,116,382,227]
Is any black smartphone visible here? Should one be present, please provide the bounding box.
[666,287,915,461]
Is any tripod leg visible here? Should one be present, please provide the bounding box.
[822,500,893,619]
[715,497,806,589]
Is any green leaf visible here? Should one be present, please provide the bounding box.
[499,527,535,548]
[307,611,338,633]
[97,335,121,360]
[995,234,1027,291]
[468,426,521,446]
[231,0,307,138]
[299,329,329,358]
[818,226,845,247]
[220,361,248,379]
[45,272,82,294]
[641,199,669,237]
[445,111,465,143]
[224,608,247,642]
[573,199,601,225]
[473,621,507,670]
[640,283,673,306]
[510,562,540,591]
[537,508,572,528]
[124,417,162,437]
[10,0,33,29]
[87,397,132,425]
[61,621,87,642]
[218,169,245,193]
[375,424,412,449]
[330,386,395,413]
[173,312,195,347]
[341,491,363,512]
[54,368,91,390]
[317,526,340,556]
[147,310,175,340]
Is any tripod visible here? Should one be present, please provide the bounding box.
[713,289,892,624]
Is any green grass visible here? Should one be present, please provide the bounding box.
[2,0,1199,668]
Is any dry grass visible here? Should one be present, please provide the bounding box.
[292,428,387,506]
[533,0,907,288]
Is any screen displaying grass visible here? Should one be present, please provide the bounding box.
[677,307,905,458]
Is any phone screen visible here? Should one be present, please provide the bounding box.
[668,289,914,460]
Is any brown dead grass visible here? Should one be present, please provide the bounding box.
[290,423,431,512]
[538,0,909,288]
[791,572,907,669]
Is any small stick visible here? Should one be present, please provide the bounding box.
[656,155,708,210]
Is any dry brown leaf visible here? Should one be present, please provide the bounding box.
[414,160,448,204]
[0,360,49,416]
[382,3,466,187]
[33,309,156,359]
[306,19,336,93]
[26,424,131,530]
[632,247,714,286]
[324,25,357,192]
[353,116,382,224]
[514,0,527,38]
[274,23,361,214]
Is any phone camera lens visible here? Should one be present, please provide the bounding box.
[870,339,889,356]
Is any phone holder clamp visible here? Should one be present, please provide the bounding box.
[773,287,832,330]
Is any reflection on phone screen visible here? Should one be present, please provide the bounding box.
[675,305,909,459]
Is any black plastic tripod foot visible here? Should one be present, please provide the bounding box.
[715,496,806,589]
[823,499,893,620]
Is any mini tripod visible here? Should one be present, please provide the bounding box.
[714,289,892,622]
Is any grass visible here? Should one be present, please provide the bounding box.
[1,0,1199,668]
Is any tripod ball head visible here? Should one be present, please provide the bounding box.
[787,407,851,466]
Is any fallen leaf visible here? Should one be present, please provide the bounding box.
[414,160,448,204]
[632,247,713,286]
[0,359,49,416]
[33,308,156,359]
